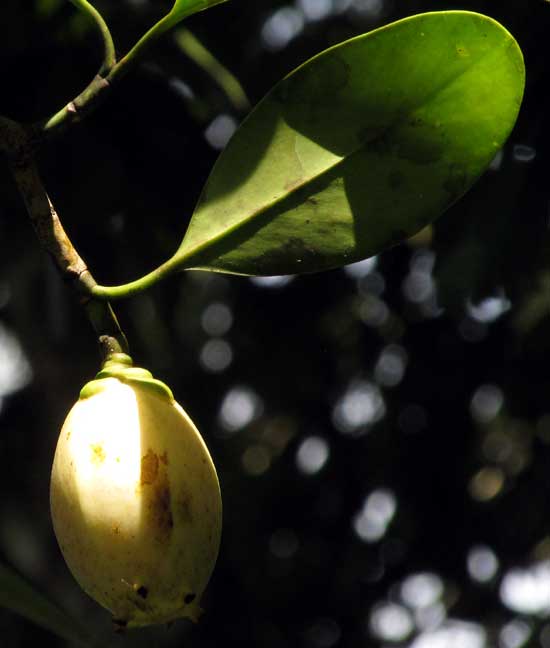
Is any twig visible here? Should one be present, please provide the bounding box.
[0,116,128,361]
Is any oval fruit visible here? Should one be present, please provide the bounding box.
[50,354,221,628]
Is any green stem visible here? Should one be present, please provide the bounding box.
[90,257,181,301]
[39,10,178,138]
[107,12,177,85]
[69,0,116,75]
[174,28,250,112]
[40,74,111,136]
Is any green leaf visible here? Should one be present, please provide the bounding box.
[0,561,92,646]
[111,0,229,79]
[167,0,229,29]
[173,11,524,276]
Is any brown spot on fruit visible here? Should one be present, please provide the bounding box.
[145,471,174,541]
[179,493,193,523]
[156,483,174,532]
[140,449,159,485]
[160,451,169,465]
[90,443,106,464]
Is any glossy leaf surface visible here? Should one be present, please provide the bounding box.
[174,11,524,276]
[0,562,92,646]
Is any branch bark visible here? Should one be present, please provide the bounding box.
[0,116,128,361]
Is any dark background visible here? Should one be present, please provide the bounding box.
[1,0,550,646]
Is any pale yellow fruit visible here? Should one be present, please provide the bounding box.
[50,358,222,628]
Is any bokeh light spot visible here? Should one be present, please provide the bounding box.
[499,619,531,648]
[262,7,304,50]
[469,467,504,502]
[296,436,330,475]
[369,602,414,642]
[375,344,408,387]
[500,561,550,615]
[410,620,486,648]
[332,380,385,436]
[467,545,499,583]
[204,114,237,149]
[0,323,32,399]
[401,572,444,609]
[470,384,504,423]
[201,302,233,337]
[353,488,396,542]
[250,275,294,289]
[200,338,233,373]
[219,386,263,433]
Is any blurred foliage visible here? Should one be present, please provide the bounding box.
[1,0,550,647]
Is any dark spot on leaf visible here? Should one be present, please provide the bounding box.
[136,586,148,599]
[184,593,196,604]
[140,449,159,485]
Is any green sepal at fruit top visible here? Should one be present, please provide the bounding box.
[79,353,174,401]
